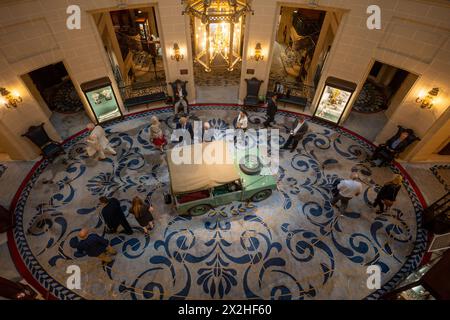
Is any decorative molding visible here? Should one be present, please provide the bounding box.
[378,17,449,64]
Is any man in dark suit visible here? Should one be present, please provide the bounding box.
[263,94,278,127]
[76,228,117,263]
[281,116,309,152]
[175,116,194,144]
[99,196,133,235]
[371,127,415,166]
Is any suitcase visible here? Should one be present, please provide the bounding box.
[164,193,172,205]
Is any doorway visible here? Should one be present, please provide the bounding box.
[22,62,90,139]
[344,61,418,141]
[93,7,167,107]
[187,1,249,103]
[267,6,342,110]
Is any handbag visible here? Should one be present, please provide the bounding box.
[164,193,172,204]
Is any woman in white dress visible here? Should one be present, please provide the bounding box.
[85,123,116,160]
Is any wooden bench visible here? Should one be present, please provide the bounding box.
[278,94,308,110]
[267,91,308,111]
[124,91,167,111]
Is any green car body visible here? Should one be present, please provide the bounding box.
[168,143,277,216]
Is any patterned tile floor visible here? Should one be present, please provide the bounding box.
[430,164,450,192]
[193,58,241,87]
[343,111,388,142]
[353,81,387,114]
[5,105,428,300]
[50,111,91,140]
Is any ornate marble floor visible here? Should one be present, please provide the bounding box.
[7,105,427,300]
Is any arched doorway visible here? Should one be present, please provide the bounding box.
[344,61,419,142]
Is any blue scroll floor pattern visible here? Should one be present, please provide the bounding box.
[10,105,427,300]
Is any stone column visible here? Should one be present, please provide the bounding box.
[305,12,331,86]
[205,23,211,72]
[228,22,234,70]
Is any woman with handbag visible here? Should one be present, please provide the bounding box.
[129,196,155,235]
[370,174,403,213]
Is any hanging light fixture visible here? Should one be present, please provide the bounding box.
[182,0,253,72]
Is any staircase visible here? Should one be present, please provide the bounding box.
[423,192,450,234]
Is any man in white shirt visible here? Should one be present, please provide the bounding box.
[236,111,248,131]
[331,172,362,213]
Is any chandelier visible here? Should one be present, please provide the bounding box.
[182,0,253,71]
[182,0,253,23]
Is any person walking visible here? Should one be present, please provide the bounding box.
[99,196,133,235]
[331,172,363,214]
[263,94,278,127]
[370,174,403,213]
[129,196,155,235]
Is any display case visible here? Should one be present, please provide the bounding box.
[80,77,122,124]
[313,76,357,124]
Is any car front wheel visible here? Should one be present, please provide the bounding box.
[251,189,272,202]
[188,204,212,216]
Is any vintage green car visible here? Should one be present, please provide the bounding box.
[166,140,277,216]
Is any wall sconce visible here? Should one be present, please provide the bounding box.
[251,43,264,61]
[0,87,22,108]
[416,87,439,109]
[171,43,184,62]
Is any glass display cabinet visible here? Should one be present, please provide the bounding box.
[313,76,357,124]
[80,77,123,124]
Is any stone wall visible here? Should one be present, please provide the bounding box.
[0,0,448,161]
